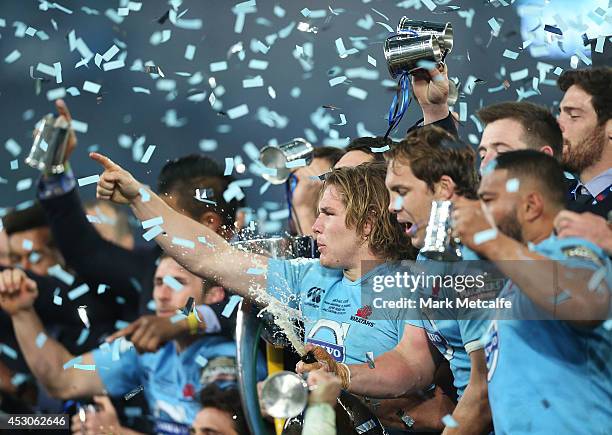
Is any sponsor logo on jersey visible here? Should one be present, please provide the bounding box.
[306,319,351,362]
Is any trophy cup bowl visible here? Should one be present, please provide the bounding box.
[259,138,314,185]
[25,114,70,174]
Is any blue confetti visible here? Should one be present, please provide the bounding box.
[442,414,458,428]
[171,237,195,249]
[74,364,96,371]
[68,283,90,300]
[35,333,47,348]
[47,264,75,286]
[473,229,498,245]
[163,275,183,291]
[77,175,100,187]
[222,295,243,318]
[63,355,83,369]
[76,328,90,346]
[142,216,163,229]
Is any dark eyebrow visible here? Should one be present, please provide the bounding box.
[319,206,334,214]
[561,106,583,113]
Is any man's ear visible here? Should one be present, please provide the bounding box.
[198,211,222,232]
[539,145,554,157]
[434,175,456,200]
[204,286,225,305]
[522,191,545,222]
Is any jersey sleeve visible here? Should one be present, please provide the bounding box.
[266,258,318,309]
[92,340,141,396]
[457,319,488,354]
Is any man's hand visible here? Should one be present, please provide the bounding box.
[412,64,449,107]
[290,160,328,211]
[90,152,141,204]
[106,314,187,353]
[295,344,350,389]
[554,211,612,253]
[452,198,497,254]
[307,369,342,406]
[70,396,121,435]
[0,269,38,316]
[55,99,77,163]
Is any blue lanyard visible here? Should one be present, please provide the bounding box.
[384,72,411,139]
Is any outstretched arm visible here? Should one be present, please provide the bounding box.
[0,269,104,400]
[90,152,269,301]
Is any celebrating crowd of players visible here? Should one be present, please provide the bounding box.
[0,64,610,435]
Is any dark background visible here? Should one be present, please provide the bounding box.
[0,0,608,238]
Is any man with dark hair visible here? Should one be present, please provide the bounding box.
[451,149,611,433]
[334,137,389,168]
[37,101,237,354]
[288,146,345,236]
[557,67,611,217]
[91,155,455,432]
[191,386,250,435]
[3,204,63,277]
[0,256,240,435]
[157,154,245,236]
[298,126,492,435]
[477,101,563,171]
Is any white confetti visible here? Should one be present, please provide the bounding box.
[82,80,101,94]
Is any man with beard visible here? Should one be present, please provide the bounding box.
[298,126,492,435]
[89,156,455,432]
[557,67,611,218]
[452,150,611,433]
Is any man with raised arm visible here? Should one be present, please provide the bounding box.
[299,126,491,435]
[0,255,239,434]
[90,154,454,432]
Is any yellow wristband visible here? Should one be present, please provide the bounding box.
[186,312,200,335]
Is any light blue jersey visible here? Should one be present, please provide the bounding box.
[484,235,612,434]
[93,336,239,435]
[267,259,404,365]
[405,250,489,398]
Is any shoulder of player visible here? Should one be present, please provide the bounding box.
[535,236,607,266]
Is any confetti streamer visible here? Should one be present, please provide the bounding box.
[83,81,101,94]
[77,175,100,186]
[163,275,183,291]
[222,295,243,318]
[142,225,163,241]
[35,333,47,348]
[473,229,498,245]
[142,216,163,229]
[68,283,90,300]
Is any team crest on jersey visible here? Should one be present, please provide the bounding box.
[305,286,325,306]
[306,319,351,362]
[350,305,375,327]
[484,321,499,382]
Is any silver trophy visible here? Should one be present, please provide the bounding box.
[397,18,454,53]
[385,18,458,106]
[25,114,70,174]
[384,34,442,78]
[260,371,309,419]
[420,200,462,261]
[259,138,314,184]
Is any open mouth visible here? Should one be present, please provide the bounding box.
[400,221,417,236]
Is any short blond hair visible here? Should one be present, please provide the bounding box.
[322,162,416,260]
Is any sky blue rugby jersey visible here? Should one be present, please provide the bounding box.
[403,248,490,398]
[267,259,404,365]
[93,335,241,435]
[484,235,612,434]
